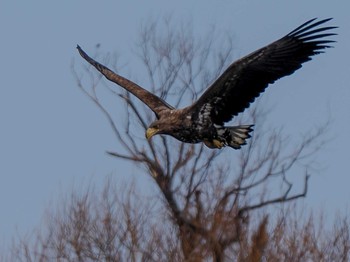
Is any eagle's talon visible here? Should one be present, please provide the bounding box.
[213,139,225,149]
[204,139,225,149]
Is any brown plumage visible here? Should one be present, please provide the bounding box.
[77,18,336,149]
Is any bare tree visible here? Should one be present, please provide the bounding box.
[7,179,349,262]
[6,18,342,261]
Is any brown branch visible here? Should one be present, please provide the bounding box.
[238,173,310,215]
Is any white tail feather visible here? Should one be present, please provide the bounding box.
[226,125,254,149]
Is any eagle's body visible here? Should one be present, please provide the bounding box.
[77,18,336,149]
[148,107,253,149]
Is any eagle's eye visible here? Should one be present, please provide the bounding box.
[151,122,160,129]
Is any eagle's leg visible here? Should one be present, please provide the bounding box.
[213,139,225,148]
[204,139,225,149]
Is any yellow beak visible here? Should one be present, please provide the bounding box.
[146,127,159,140]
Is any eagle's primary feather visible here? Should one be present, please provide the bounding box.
[77,18,336,149]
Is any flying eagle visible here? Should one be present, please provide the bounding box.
[77,18,336,149]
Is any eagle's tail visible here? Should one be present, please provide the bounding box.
[224,125,254,149]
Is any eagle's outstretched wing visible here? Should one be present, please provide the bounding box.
[77,45,173,118]
[189,18,337,125]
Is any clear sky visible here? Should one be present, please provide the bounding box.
[0,0,349,246]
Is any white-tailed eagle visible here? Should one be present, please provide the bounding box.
[77,18,336,149]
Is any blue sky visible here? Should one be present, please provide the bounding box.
[0,0,349,246]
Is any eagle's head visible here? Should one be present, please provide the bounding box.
[146,110,190,141]
[145,120,172,140]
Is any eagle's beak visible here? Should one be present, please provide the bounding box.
[146,127,159,140]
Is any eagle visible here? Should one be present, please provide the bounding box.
[77,18,336,149]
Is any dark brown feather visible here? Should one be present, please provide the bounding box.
[77,45,173,118]
[189,18,336,125]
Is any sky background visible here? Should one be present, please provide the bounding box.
[0,0,349,248]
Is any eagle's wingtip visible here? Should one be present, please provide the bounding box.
[76,45,87,59]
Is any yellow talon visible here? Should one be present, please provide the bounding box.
[213,139,224,149]
[204,139,225,149]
